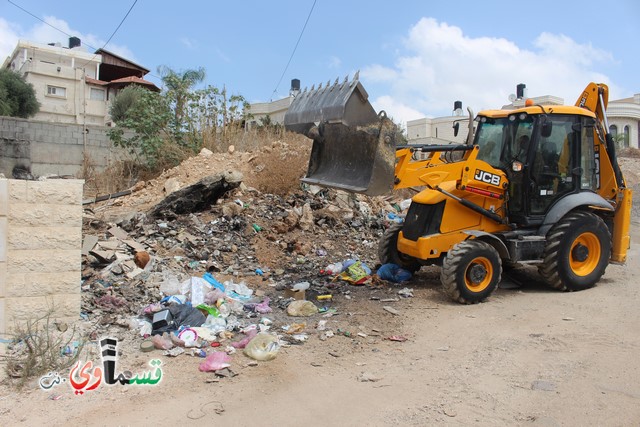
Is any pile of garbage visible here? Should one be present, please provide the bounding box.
[78,162,417,374]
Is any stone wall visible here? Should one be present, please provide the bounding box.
[0,178,83,337]
[0,116,127,178]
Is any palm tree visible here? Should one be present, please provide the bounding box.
[157,65,206,133]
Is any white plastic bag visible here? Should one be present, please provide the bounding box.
[180,277,212,306]
[243,333,280,361]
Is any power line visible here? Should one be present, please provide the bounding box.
[270,0,317,101]
[8,0,139,68]
[7,0,99,51]
[78,0,138,68]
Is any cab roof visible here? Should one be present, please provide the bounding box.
[477,105,597,119]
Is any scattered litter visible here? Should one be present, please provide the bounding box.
[163,347,185,357]
[358,372,383,382]
[244,333,281,361]
[382,306,399,316]
[377,263,413,283]
[199,352,232,372]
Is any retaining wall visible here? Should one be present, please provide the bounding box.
[0,116,127,178]
[0,178,83,337]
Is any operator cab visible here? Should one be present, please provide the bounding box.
[474,110,600,227]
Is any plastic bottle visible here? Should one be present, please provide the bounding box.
[324,262,343,275]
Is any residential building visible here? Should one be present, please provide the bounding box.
[608,94,640,149]
[2,38,159,126]
[407,92,639,150]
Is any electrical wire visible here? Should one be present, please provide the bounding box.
[270,0,317,101]
[8,0,139,70]
[78,0,138,69]
[7,0,99,51]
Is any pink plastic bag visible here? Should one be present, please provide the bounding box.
[152,333,174,350]
[198,351,232,372]
[230,328,258,349]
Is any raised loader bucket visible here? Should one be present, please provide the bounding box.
[284,73,397,196]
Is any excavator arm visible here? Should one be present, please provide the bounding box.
[575,83,632,263]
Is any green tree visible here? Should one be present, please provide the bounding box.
[0,69,39,118]
[157,65,206,143]
[107,85,171,166]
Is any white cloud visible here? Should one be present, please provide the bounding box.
[180,37,197,51]
[0,16,137,65]
[371,95,425,129]
[362,17,619,124]
[0,18,22,63]
[328,55,342,69]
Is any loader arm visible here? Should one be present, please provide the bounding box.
[575,82,632,263]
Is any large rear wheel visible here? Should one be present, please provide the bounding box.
[538,211,611,291]
[441,240,502,304]
[378,222,420,272]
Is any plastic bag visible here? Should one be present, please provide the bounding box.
[180,277,213,306]
[152,333,174,350]
[225,281,254,301]
[202,272,225,291]
[158,271,182,296]
[338,260,372,284]
[244,333,280,361]
[231,328,258,349]
[198,351,232,372]
[377,263,413,283]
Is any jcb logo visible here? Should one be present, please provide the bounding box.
[474,169,501,186]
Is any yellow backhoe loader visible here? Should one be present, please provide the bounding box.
[284,74,632,303]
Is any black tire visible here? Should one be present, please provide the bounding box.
[538,211,611,291]
[378,222,420,272]
[441,240,502,304]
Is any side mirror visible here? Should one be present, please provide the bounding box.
[453,122,460,137]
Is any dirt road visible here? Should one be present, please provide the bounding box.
[2,222,638,426]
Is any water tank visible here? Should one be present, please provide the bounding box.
[69,37,81,49]
[517,83,526,99]
[291,79,301,92]
[453,100,462,111]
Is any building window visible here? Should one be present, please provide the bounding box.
[90,88,105,101]
[623,125,630,148]
[609,124,617,137]
[47,85,66,98]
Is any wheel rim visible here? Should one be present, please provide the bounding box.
[464,257,493,292]
[569,232,601,276]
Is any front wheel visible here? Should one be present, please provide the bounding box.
[441,240,502,304]
[538,211,611,291]
[378,222,420,272]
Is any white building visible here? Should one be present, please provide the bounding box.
[407,93,639,150]
[247,96,293,129]
[2,39,159,126]
[608,94,640,149]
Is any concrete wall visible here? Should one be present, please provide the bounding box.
[0,116,127,178]
[0,178,83,337]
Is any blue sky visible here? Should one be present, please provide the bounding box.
[1,0,638,125]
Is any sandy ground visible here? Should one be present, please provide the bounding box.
[2,145,639,426]
[1,222,639,426]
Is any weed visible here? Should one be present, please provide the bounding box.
[2,309,87,389]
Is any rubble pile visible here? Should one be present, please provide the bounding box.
[78,143,414,374]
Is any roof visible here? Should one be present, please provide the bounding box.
[95,48,149,74]
[85,75,160,92]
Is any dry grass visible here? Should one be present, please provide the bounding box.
[3,309,87,389]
